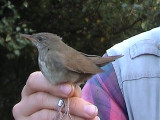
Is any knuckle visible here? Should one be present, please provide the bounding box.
[21,85,26,97]
[12,103,22,119]
[26,71,41,89]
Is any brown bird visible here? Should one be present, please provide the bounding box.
[21,33,122,120]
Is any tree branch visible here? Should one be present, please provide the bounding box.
[113,15,147,34]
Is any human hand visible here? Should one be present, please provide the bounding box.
[12,71,99,120]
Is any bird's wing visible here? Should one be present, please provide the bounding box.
[47,50,104,74]
[63,51,104,74]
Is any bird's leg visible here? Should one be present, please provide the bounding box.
[61,98,72,120]
[53,99,64,120]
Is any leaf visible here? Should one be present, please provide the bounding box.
[23,1,28,8]
[14,50,20,56]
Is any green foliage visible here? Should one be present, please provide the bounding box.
[0,1,35,59]
[0,0,160,119]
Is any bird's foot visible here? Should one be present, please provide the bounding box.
[61,98,72,120]
[61,111,72,120]
[53,99,65,120]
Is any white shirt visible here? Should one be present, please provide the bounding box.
[107,27,160,120]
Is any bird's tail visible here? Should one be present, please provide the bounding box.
[88,55,123,67]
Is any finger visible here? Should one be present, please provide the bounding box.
[92,116,100,120]
[69,97,98,119]
[28,110,100,120]
[15,92,98,119]
[17,92,59,116]
[13,103,22,119]
[28,109,85,120]
[13,106,86,120]
[22,71,76,98]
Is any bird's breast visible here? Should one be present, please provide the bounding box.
[38,51,87,85]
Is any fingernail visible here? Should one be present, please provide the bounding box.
[60,84,72,95]
[95,116,100,120]
[84,105,98,117]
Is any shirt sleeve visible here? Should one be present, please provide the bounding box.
[82,55,128,120]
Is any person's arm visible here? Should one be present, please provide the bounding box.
[82,61,128,120]
[12,71,99,120]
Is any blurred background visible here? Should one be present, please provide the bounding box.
[0,0,160,119]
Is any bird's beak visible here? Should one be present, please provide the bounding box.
[21,34,36,42]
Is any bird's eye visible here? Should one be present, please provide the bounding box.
[37,36,43,41]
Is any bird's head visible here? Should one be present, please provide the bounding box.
[21,32,62,50]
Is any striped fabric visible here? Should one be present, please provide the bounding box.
[82,61,128,120]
